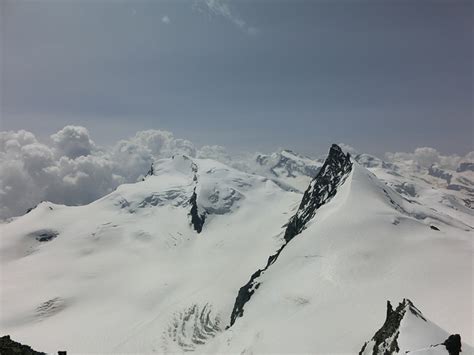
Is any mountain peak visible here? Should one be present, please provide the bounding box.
[328,143,351,163]
[330,143,345,153]
[360,299,466,355]
[284,143,352,242]
[229,144,353,326]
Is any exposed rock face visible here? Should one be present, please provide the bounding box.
[255,149,322,179]
[283,144,352,243]
[189,161,206,233]
[229,144,352,326]
[360,299,425,355]
[457,162,474,173]
[360,299,464,355]
[443,334,462,355]
[393,182,417,197]
[30,229,59,242]
[429,165,452,184]
[189,188,206,233]
[0,335,45,355]
[142,163,155,181]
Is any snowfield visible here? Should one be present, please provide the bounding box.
[0,146,472,354]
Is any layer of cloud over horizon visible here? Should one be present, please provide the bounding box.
[0,126,472,220]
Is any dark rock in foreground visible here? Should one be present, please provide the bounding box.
[0,335,45,355]
[360,299,464,355]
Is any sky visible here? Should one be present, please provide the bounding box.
[1,0,473,156]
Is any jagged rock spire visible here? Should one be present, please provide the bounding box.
[360,299,463,355]
[188,160,206,233]
[283,144,352,242]
[229,144,353,326]
[189,187,206,233]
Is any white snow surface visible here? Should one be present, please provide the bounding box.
[0,156,301,353]
[203,163,473,354]
[247,149,323,192]
[0,155,472,353]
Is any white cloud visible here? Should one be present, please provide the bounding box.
[199,0,258,35]
[385,147,473,170]
[338,143,359,156]
[0,127,198,220]
[51,125,95,158]
[197,145,232,164]
[161,15,170,24]
[1,126,472,221]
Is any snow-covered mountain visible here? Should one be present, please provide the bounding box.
[0,145,472,353]
[238,147,472,229]
[248,147,473,229]
[0,155,301,353]
[353,152,473,230]
[246,149,324,192]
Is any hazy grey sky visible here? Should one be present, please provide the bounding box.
[1,0,472,156]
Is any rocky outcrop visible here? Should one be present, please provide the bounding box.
[229,144,352,326]
[283,144,352,243]
[360,299,464,355]
[189,188,206,233]
[188,161,206,233]
[429,166,452,184]
[30,229,59,242]
[360,299,425,355]
[457,162,474,173]
[142,163,155,181]
[0,335,45,355]
[256,149,322,179]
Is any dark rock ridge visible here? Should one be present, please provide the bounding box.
[189,161,206,233]
[189,188,206,233]
[359,299,463,355]
[0,335,45,355]
[457,162,474,173]
[25,201,52,215]
[142,163,155,181]
[283,144,352,243]
[229,144,352,326]
[359,299,426,355]
[429,166,452,184]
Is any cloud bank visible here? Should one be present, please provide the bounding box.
[385,147,474,171]
[0,126,472,220]
[0,127,203,220]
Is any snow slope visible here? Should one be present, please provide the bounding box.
[203,159,473,353]
[356,153,474,230]
[248,149,323,192]
[0,155,301,353]
[0,147,472,354]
